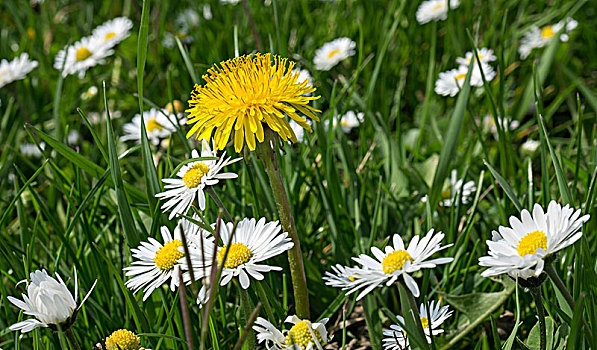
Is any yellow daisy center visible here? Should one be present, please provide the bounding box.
[382,250,413,274]
[541,25,555,39]
[76,47,92,62]
[327,49,340,59]
[105,32,116,40]
[420,317,429,329]
[27,28,35,39]
[441,188,452,199]
[105,329,141,350]
[217,243,252,268]
[516,230,547,257]
[182,163,210,188]
[455,73,467,81]
[285,320,324,349]
[153,239,184,271]
[146,118,163,132]
[432,3,446,11]
[185,53,320,153]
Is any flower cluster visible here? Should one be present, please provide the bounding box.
[435,47,497,96]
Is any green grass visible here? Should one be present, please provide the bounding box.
[1,0,596,349]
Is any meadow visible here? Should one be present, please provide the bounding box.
[0,0,596,349]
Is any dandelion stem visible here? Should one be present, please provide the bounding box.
[530,286,546,350]
[256,128,310,319]
[64,328,81,350]
[239,286,255,350]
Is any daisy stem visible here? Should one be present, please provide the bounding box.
[256,129,310,319]
[530,286,546,350]
[63,328,81,350]
[239,287,255,350]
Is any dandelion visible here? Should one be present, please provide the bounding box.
[519,18,577,59]
[455,47,496,67]
[54,35,113,78]
[324,230,453,299]
[155,141,240,219]
[434,64,495,97]
[415,0,460,24]
[121,108,184,146]
[8,269,96,333]
[186,53,320,152]
[91,17,133,48]
[253,315,330,349]
[382,300,453,349]
[0,53,38,88]
[324,110,364,133]
[99,329,151,350]
[479,201,590,279]
[313,37,356,71]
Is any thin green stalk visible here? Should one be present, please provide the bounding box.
[239,287,255,350]
[63,328,81,350]
[205,187,234,222]
[530,287,546,350]
[256,128,310,319]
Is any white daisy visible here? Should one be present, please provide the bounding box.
[382,300,453,349]
[322,264,361,289]
[80,85,98,100]
[313,37,356,71]
[415,0,460,24]
[253,315,330,350]
[324,110,364,133]
[203,4,213,20]
[293,68,313,88]
[91,17,133,49]
[20,142,45,158]
[0,53,38,88]
[434,64,495,97]
[121,108,184,146]
[324,230,453,299]
[521,139,540,154]
[155,141,240,219]
[124,217,209,301]
[455,47,496,67]
[67,130,80,145]
[220,0,241,4]
[479,201,590,279]
[8,268,96,333]
[481,114,519,136]
[440,169,476,207]
[54,35,113,78]
[175,9,200,31]
[519,18,578,59]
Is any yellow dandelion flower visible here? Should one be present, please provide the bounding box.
[185,53,320,153]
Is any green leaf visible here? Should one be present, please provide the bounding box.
[484,160,523,212]
[527,316,555,350]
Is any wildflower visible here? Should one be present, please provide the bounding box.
[20,142,45,158]
[203,4,213,20]
[415,0,460,24]
[0,53,38,88]
[479,201,590,279]
[455,47,496,67]
[91,17,133,49]
[313,37,356,71]
[80,85,99,100]
[519,18,577,59]
[434,64,495,97]
[439,169,476,207]
[99,329,151,350]
[324,110,364,133]
[186,53,320,152]
[382,300,453,349]
[521,139,540,154]
[324,230,453,299]
[155,141,240,219]
[481,115,519,136]
[121,108,184,146]
[8,269,96,333]
[67,130,80,145]
[253,315,330,349]
[54,35,113,78]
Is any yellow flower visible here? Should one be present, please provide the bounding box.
[185,53,320,152]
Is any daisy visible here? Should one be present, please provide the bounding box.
[203,4,213,20]
[121,108,184,146]
[99,329,151,350]
[481,114,519,136]
[20,142,45,158]
[54,35,113,78]
[253,315,330,350]
[322,264,361,289]
[434,64,495,97]
[184,217,294,302]
[91,17,133,48]
[324,110,364,133]
[185,53,320,152]
[0,53,38,88]
[313,37,356,71]
[519,18,578,59]
[455,47,496,67]
[382,300,453,349]
[155,141,240,219]
[324,230,453,299]
[8,268,96,333]
[124,217,209,301]
[440,169,476,207]
[521,139,540,154]
[293,68,313,88]
[479,201,590,279]
[415,0,460,24]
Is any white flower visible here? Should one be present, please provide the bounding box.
[155,141,240,219]
[313,37,356,71]
[175,9,200,31]
[88,109,122,125]
[324,230,453,299]
[0,53,38,88]
[67,130,80,145]
[323,264,361,289]
[293,68,313,88]
[80,85,98,100]
[434,64,495,97]
[521,139,540,153]
[455,47,496,67]
[382,300,453,349]
[183,218,293,303]
[20,142,45,158]
[479,201,590,279]
[8,269,96,333]
[54,35,113,78]
[253,315,329,350]
[121,108,183,146]
[481,114,519,136]
[220,0,241,4]
[324,110,364,133]
[440,169,476,207]
[416,0,460,24]
[124,217,210,301]
[519,18,577,59]
[91,17,133,49]
[203,4,213,20]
